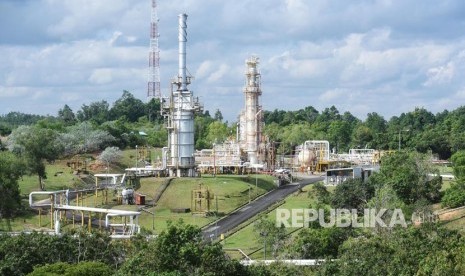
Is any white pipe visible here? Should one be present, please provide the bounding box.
[29,190,67,207]
[178,13,187,91]
[54,210,60,235]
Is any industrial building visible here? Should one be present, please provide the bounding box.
[162,14,203,177]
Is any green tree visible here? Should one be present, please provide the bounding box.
[371,151,441,204]
[110,91,146,122]
[119,221,246,275]
[7,125,64,190]
[28,261,113,276]
[214,109,223,122]
[310,182,331,204]
[206,121,229,145]
[0,231,125,276]
[254,217,287,259]
[292,227,353,259]
[0,122,12,136]
[331,178,375,213]
[451,150,465,180]
[58,104,77,126]
[0,152,23,218]
[76,100,110,124]
[442,151,465,208]
[441,182,465,208]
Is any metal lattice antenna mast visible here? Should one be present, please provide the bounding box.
[147,0,161,100]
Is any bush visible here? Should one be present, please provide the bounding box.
[442,181,465,208]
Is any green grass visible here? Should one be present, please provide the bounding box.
[142,174,275,233]
[8,156,277,233]
[18,160,80,196]
[223,183,319,259]
[7,148,278,234]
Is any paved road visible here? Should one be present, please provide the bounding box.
[202,175,323,240]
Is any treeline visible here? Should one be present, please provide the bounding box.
[0,222,311,276]
[0,91,230,152]
[264,105,465,159]
[2,91,465,159]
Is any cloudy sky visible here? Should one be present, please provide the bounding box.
[1,0,465,122]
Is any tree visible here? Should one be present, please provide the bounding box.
[310,182,331,204]
[28,261,113,276]
[319,235,395,275]
[110,91,145,122]
[0,231,125,276]
[214,109,223,122]
[442,150,465,208]
[76,100,110,124]
[0,123,12,136]
[292,227,353,259]
[319,225,465,276]
[145,98,163,123]
[442,182,465,208]
[0,152,23,218]
[370,151,441,205]
[331,178,375,213]
[451,150,465,180]
[60,122,115,155]
[205,121,229,145]
[254,217,287,259]
[97,147,122,175]
[58,104,77,126]
[118,221,246,275]
[7,125,64,190]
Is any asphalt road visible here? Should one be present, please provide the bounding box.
[202,175,323,240]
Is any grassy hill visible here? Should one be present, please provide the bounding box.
[3,149,277,234]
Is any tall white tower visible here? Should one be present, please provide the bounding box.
[239,56,263,165]
[163,14,202,177]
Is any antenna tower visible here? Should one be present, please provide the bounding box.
[147,0,161,100]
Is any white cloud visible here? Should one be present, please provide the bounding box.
[424,62,455,87]
[195,60,213,79]
[2,0,465,122]
[207,64,230,83]
[89,68,113,84]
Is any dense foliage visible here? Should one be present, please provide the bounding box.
[442,150,465,208]
[319,225,465,276]
[0,231,126,275]
[0,91,464,161]
[0,151,23,218]
[119,221,247,276]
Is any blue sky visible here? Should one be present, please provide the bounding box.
[1,0,465,122]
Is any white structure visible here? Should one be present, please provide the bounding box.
[194,140,243,173]
[294,140,330,169]
[29,191,141,238]
[162,14,202,177]
[238,57,263,165]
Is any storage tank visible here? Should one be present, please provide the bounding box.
[298,149,316,167]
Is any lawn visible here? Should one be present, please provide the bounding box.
[7,159,278,233]
[146,174,276,232]
[223,183,320,259]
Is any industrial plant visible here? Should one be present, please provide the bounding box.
[24,4,384,240]
[141,7,383,179]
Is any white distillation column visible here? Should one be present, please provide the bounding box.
[169,13,195,177]
[244,57,262,165]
